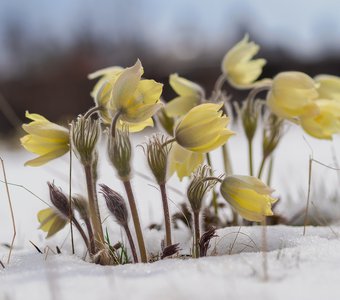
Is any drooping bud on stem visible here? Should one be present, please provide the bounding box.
[48,182,72,218]
[100,184,138,263]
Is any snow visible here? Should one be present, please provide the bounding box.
[1,225,340,300]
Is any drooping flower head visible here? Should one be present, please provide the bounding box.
[222,34,268,89]
[165,73,205,118]
[266,71,319,120]
[90,60,163,132]
[21,112,70,167]
[220,175,277,222]
[174,103,235,153]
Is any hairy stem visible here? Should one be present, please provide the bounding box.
[84,164,104,253]
[193,211,201,258]
[206,152,218,215]
[72,217,90,254]
[248,138,254,176]
[83,216,96,255]
[159,183,172,247]
[123,224,139,263]
[123,180,147,263]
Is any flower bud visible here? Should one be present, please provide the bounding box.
[72,195,90,221]
[48,182,72,218]
[108,125,131,180]
[100,184,129,227]
[145,134,171,184]
[262,114,283,158]
[239,98,262,142]
[71,115,100,166]
[187,165,220,213]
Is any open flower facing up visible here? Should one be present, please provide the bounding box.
[174,103,235,153]
[267,71,319,120]
[21,112,70,167]
[315,74,340,101]
[91,59,163,132]
[168,142,204,180]
[300,99,340,139]
[165,73,205,118]
[220,175,277,222]
[222,34,268,89]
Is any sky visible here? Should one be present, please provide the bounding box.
[0,0,340,72]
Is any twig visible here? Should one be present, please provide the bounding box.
[0,157,16,264]
[303,156,313,235]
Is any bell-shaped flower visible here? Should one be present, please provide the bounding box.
[314,74,340,101]
[165,73,204,117]
[222,34,269,89]
[174,103,234,153]
[267,71,319,120]
[220,175,277,222]
[300,99,340,140]
[21,112,70,167]
[89,60,163,132]
[168,142,204,181]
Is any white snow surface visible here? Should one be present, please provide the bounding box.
[1,225,340,300]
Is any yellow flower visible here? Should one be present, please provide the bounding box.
[174,103,234,153]
[89,66,123,124]
[165,73,204,117]
[222,34,269,89]
[267,71,319,120]
[21,112,70,167]
[89,60,163,132]
[315,74,340,101]
[168,142,204,180]
[220,175,277,222]
[37,207,67,238]
[300,99,340,139]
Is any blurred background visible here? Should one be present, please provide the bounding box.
[1,0,340,135]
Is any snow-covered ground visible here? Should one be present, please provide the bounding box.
[1,226,340,300]
[1,125,340,299]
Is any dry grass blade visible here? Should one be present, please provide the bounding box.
[0,156,16,264]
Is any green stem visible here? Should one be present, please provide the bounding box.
[160,183,172,247]
[68,142,75,255]
[193,211,200,258]
[266,156,274,186]
[221,143,233,175]
[206,152,218,215]
[257,156,267,179]
[123,180,148,263]
[84,164,104,252]
[248,138,254,176]
[123,224,139,263]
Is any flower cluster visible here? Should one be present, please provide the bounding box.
[19,34,340,266]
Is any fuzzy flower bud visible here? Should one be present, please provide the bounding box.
[71,116,100,166]
[145,134,171,184]
[100,184,129,227]
[187,165,220,213]
[72,195,90,220]
[108,126,131,180]
[48,182,72,218]
[220,175,277,222]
